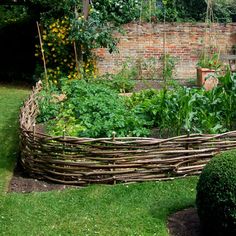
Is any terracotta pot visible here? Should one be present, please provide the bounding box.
[196,67,216,87]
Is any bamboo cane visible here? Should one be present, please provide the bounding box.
[36,21,48,86]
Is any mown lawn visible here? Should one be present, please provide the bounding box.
[0,85,198,236]
[0,86,29,192]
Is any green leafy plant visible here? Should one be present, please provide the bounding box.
[92,59,139,93]
[37,79,150,137]
[93,0,141,24]
[37,68,236,139]
[160,54,177,88]
[36,82,62,123]
[34,1,120,82]
[110,60,137,93]
[141,0,233,23]
[97,74,136,93]
[0,5,28,28]
[197,52,222,70]
[46,108,86,136]
[128,71,236,136]
[217,69,236,130]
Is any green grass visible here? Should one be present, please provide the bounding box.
[0,86,29,192]
[0,85,198,236]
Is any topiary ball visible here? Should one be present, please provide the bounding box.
[196,150,236,236]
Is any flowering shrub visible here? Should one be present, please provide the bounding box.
[35,3,119,83]
[36,16,99,82]
[36,17,74,82]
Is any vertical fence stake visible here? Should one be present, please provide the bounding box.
[63,129,66,153]
[33,123,36,141]
[111,131,117,184]
[112,131,116,141]
[185,129,190,150]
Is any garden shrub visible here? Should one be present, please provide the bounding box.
[93,0,141,24]
[0,5,28,28]
[196,150,236,236]
[142,0,234,23]
[35,5,118,82]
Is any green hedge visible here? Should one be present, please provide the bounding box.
[196,150,236,235]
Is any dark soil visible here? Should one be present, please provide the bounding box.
[8,164,78,193]
[168,208,206,236]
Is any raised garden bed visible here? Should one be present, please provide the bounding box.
[19,82,236,185]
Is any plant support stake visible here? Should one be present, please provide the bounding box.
[36,21,48,86]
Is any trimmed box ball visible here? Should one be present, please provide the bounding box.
[196,150,236,236]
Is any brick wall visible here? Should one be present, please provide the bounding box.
[96,23,236,81]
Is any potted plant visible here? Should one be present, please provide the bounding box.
[196,52,222,87]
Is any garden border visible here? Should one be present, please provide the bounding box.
[19,82,236,185]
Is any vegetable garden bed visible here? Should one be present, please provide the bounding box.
[19,82,236,185]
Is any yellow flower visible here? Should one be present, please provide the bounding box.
[52,28,58,33]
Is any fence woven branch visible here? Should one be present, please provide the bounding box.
[19,82,236,185]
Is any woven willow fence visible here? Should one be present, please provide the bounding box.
[19,82,236,185]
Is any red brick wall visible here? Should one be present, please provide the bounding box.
[96,23,236,81]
